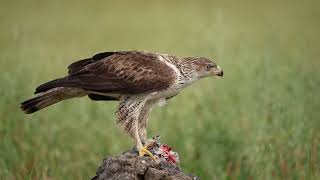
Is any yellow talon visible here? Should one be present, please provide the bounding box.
[139,146,156,161]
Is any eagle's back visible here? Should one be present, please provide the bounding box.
[65,51,178,95]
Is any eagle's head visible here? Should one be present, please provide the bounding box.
[184,57,223,79]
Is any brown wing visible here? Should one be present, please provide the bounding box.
[68,52,115,74]
[69,51,176,94]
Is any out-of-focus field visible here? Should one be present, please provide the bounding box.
[1,0,319,179]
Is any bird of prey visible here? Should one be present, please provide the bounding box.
[21,51,223,159]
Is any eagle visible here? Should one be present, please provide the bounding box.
[21,51,223,159]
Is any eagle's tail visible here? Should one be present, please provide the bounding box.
[20,87,86,114]
[34,77,80,94]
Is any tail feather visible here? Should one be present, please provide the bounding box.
[35,77,80,94]
[21,93,59,114]
[21,87,86,114]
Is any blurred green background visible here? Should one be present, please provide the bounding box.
[1,0,319,179]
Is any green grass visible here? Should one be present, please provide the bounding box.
[1,0,319,179]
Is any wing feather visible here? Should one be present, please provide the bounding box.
[68,51,176,94]
[68,52,115,74]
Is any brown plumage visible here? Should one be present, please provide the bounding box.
[20,50,223,157]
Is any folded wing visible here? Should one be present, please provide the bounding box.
[69,51,176,95]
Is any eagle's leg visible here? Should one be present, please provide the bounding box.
[117,97,155,160]
[138,118,157,157]
[133,121,156,160]
[139,126,147,144]
[139,127,155,149]
[138,100,153,147]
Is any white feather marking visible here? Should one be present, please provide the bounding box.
[158,55,180,77]
[158,55,182,88]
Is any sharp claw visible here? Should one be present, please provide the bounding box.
[139,147,156,161]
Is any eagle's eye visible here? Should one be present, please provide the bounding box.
[206,64,214,70]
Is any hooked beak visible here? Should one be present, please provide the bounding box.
[213,66,223,77]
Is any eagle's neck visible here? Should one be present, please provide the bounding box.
[181,60,198,79]
[160,55,198,89]
[174,59,198,88]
